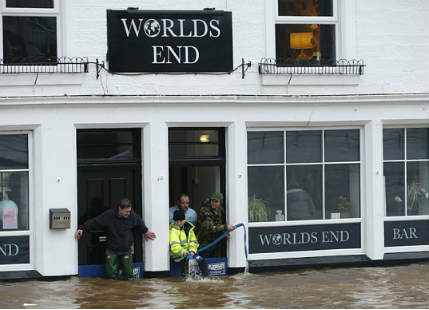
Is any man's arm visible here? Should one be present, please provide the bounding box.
[133,211,156,240]
[202,214,235,233]
[199,211,225,234]
[75,211,108,239]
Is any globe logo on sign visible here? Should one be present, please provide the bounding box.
[272,233,282,246]
[144,19,161,38]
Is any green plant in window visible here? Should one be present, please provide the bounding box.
[248,194,268,222]
[336,195,351,212]
[407,181,429,212]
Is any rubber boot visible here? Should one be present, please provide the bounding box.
[178,259,187,277]
[198,260,209,277]
[120,254,134,280]
[106,252,119,280]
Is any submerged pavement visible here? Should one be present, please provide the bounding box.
[1,261,428,308]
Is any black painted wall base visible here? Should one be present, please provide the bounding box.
[383,251,429,261]
[248,252,429,273]
[0,270,42,281]
[143,270,171,278]
[228,267,245,275]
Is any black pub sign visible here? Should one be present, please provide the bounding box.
[384,220,429,247]
[249,223,361,254]
[106,9,233,73]
[0,235,29,264]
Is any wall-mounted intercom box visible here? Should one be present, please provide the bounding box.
[49,208,71,229]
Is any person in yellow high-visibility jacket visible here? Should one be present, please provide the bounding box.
[169,209,208,277]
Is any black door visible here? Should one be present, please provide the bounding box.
[77,129,142,265]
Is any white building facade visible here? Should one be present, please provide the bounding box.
[0,0,428,279]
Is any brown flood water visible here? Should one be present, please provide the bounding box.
[1,261,428,309]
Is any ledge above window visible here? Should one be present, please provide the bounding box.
[0,57,89,86]
[0,57,89,74]
[259,58,365,86]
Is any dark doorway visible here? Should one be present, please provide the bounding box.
[77,129,142,265]
[168,128,226,254]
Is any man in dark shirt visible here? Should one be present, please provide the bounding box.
[75,198,156,280]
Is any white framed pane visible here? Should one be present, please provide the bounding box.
[384,162,405,216]
[278,0,333,17]
[0,171,29,231]
[275,24,336,65]
[325,164,360,219]
[383,128,405,160]
[286,165,322,220]
[248,166,284,222]
[247,131,284,164]
[286,130,321,163]
[0,134,28,169]
[407,162,429,216]
[407,128,429,160]
[325,129,360,162]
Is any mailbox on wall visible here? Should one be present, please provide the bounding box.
[49,208,71,229]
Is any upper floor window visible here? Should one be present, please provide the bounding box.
[275,0,337,65]
[1,0,59,64]
[384,128,429,217]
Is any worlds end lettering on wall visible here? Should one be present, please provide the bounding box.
[249,223,361,254]
[0,236,29,265]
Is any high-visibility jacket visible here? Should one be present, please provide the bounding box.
[169,221,199,259]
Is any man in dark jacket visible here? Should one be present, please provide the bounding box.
[75,198,156,280]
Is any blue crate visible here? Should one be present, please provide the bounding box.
[169,257,228,277]
[78,262,144,279]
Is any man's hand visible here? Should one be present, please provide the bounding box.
[75,229,83,240]
[184,251,188,258]
[227,225,236,232]
[144,230,156,240]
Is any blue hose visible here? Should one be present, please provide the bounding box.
[196,223,248,261]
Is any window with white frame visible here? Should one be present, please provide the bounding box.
[1,0,59,64]
[271,0,338,65]
[247,129,361,223]
[383,128,429,217]
[0,133,30,232]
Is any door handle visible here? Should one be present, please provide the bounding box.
[98,236,107,242]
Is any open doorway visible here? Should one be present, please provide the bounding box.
[169,166,222,215]
[168,128,226,254]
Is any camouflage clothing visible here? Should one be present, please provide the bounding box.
[197,192,227,256]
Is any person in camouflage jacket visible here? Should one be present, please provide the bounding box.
[196,192,236,257]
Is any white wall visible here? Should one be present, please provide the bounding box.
[0,0,427,97]
[0,94,428,275]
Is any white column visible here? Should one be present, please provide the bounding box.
[227,121,248,268]
[264,0,276,58]
[143,122,170,272]
[364,120,384,260]
[36,123,77,276]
